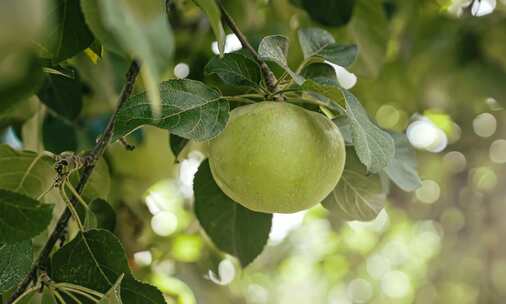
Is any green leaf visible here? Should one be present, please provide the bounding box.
[298,28,357,67]
[322,151,386,221]
[51,229,165,304]
[290,0,356,27]
[96,0,174,115]
[205,53,261,88]
[72,157,111,202]
[98,274,124,304]
[0,54,44,115]
[384,132,422,192]
[258,35,304,85]
[40,0,94,62]
[300,63,344,112]
[0,97,40,129]
[113,79,229,141]
[42,115,78,154]
[348,0,389,77]
[194,160,272,267]
[89,199,116,232]
[333,116,353,144]
[37,71,83,120]
[192,0,226,57]
[80,0,124,55]
[0,240,32,293]
[342,89,395,173]
[0,189,53,243]
[169,134,189,159]
[0,144,54,198]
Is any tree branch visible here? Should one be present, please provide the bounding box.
[217,1,279,94]
[6,61,140,304]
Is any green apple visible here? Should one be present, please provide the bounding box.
[208,102,346,213]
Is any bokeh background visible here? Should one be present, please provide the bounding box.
[1,0,506,303]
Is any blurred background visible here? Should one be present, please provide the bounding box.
[1,0,506,303]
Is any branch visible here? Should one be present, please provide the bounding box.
[6,61,140,304]
[217,1,279,94]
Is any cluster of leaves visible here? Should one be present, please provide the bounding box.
[0,0,425,302]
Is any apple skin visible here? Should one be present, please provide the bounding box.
[208,102,346,213]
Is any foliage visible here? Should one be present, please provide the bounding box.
[1,0,505,303]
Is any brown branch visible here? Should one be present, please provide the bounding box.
[217,1,279,94]
[6,61,140,304]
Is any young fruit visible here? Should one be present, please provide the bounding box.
[208,102,346,213]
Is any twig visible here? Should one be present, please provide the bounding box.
[5,61,140,304]
[216,1,279,94]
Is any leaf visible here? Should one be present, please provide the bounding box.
[0,189,53,243]
[192,0,226,57]
[301,62,338,86]
[322,150,386,221]
[96,0,174,115]
[42,115,78,154]
[194,160,272,267]
[37,71,83,120]
[290,0,356,27]
[98,274,124,304]
[0,144,54,198]
[51,229,165,304]
[73,157,111,202]
[89,199,116,232]
[0,97,40,129]
[40,0,94,62]
[298,28,358,67]
[347,0,389,77]
[205,53,261,88]
[169,134,189,158]
[342,89,395,173]
[333,116,353,144]
[258,35,304,85]
[113,79,229,141]
[384,132,422,192]
[0,240,32,293]
[0,54,45,115]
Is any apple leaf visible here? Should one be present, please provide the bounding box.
[194,160,272,267]
[298,27,358,67]
[51,229,165,304]
[322,151,386,221]
[113,79,230,141]
[98,274,124,304]
[0,240,32,293]
[341,89,395,173]
[0,144,54,198]
[348,0,389,77]
[40,0,94,62]
[290,0,356,27]
[258,35,304,84]
[205,53,261,88]
[94,0,174,115]
[0,189,53,243]
[192,0,226,56]
[37,70,83,120]
[384,132,422,191]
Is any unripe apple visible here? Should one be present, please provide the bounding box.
[208,102,346,213]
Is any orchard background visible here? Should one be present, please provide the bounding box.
[1,0,506,303]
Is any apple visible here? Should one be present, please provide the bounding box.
[208,102,346,213]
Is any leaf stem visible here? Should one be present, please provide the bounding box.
[216,1,279,94]
[8,286,38,304]
[5,61,141,304]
